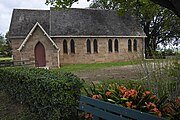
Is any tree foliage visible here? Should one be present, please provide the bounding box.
[91,0,180,57]
[45,0,90,8]
[90,0,120,10]
[150,0,180,17]
[45,0,180,17]
[0,33,12,57]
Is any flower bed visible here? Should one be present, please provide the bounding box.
[83,82,180,119]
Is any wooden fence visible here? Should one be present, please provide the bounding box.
[0,60,35,68]
[79,96,165,120]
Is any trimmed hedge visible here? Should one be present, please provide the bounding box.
[0,67,83,120]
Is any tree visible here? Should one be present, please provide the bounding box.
[45,0,180,17]
[0,34,5,57]
[0,33,12,57]
[90,0,120,10]
[150,0,180,17]
[90,0,180,57]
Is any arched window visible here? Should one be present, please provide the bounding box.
[133,39,137,51]
[114,39,119,52]
[108,39,112,52]
[87,39,91,53]
[63,40,68,54]
[94,39,98,53]
[128,39,132,52]
[70,39,75,53]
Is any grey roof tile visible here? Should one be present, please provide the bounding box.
[50,8,145,36]
[9,8,145,37]
[9,9,50,37]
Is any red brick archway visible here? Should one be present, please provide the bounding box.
[34,42,46,67]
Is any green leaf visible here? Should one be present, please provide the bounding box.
[107,98,116,103]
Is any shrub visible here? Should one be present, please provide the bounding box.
[0,67,83,120]
[162,97,180,120]
[84,81,180,119]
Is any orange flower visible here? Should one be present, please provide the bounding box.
[123,90,138,98]
[151,108,162,117]
[150,95,156,99]
[145,102,156,109]
[157,111,162,117]
[85,113,90,118]
[92,95,100,99]
[130,90,138,97]
[150,103,156,108]
[132,105,137,109]
[126,101,133,108]
[123,90,131,98]
[85,113,93,118]
[119,86,126,94]
[106,91,112,96]
[151,107,159,112]
[144,91,151,96]
[145,91,151,95]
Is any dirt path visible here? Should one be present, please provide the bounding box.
[73,65,143,82]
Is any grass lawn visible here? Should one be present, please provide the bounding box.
[55,60,139,72]
[0,57,12,61]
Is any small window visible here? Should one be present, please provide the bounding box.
[133,39,137,51]
[108,39,112,52]
[63,40,68,54]
[114,39,119,52]
[87,39,91,53]
[128,39,132,52]
[94,39,98,53]
[70,39,75,53]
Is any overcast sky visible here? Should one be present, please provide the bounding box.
[0,0,91,35]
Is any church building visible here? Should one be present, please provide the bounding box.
[9,8,146,68]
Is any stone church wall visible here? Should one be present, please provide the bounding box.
[11,27,58,68]
[11,28,144,68]
[53,37,144,66]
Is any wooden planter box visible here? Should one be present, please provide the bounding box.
[79,96,165,120]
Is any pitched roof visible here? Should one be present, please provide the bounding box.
[9,9,50,37]
[50,8,145,36]
[9,8,145,38]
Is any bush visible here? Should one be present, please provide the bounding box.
[83,82,180,119]
[0,67,83,120]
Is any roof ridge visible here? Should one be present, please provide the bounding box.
[50,7,116,12]
[13,8,49,11]
[13,8,117,12]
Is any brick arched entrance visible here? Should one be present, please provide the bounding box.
[34,42,46,67]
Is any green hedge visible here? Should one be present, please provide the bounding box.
[0,67,83,119]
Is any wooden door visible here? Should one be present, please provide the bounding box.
[34,42,46,67]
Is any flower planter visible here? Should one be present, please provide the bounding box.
[79,96,165,120]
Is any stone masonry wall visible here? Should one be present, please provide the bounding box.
[11,29,144,68]
[53,37,144,66]
[11,38,23,61]
[11,26,58,68]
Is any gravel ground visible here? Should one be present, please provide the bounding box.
[73,65,143,82]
